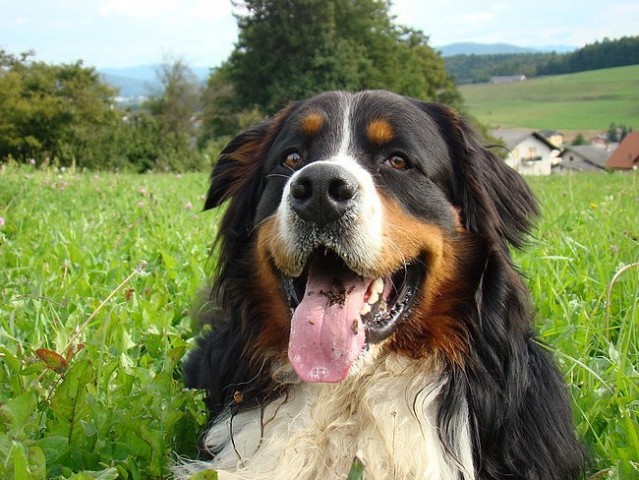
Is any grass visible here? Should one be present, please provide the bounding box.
[518,173,639,478]
[1,165,638,479]
[0,166,215,479]
[459,65,639,130]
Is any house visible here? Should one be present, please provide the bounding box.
[606,131,639,170]
[539,129,564,148]
[557,145,610,172]
[491,129,560,175]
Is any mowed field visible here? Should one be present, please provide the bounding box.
[460,65,639,131]
[1,166,638,479]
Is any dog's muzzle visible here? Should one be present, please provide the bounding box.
[271,160,421,383]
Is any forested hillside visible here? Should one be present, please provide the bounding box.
[446,36,639,84]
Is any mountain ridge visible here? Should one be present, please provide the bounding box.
[99,65,211,98]
[436,42,577,57]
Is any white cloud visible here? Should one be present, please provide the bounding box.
[99,0,181,18]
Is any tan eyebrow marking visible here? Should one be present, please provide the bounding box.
[299,111,324,136]
[367,118,395,145]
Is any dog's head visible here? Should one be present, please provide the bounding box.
[204,90,538,384]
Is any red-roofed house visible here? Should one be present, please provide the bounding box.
[606,132,639,170]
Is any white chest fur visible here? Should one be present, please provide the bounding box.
[176,353,475,480]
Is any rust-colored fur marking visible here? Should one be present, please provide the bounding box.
[256,216,300,276]
[367,119,395,145]
[378,197,470,364]
[299,111,324,137]
[252,218,291,358]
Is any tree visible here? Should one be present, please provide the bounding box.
[620,125,628,141]
[145,55,203,170]
[224,0,461,114]
[572,133,588,146]
[147,56,200,144]
[607,122,619,143]
[0,49,35,69]
[0,57,119,167]
[198,63,265,144]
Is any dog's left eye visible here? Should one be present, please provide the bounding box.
[384,155,410,170]
[283,152,302,169]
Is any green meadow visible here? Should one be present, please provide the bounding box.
[1,166,638,479]
[460,65,639,131]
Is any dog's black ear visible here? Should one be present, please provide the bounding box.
[454,119,540,250]
[203,120,273,211]
[417,102,539,251]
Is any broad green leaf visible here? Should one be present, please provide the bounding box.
[36,435,69,465]
[50,359,95,447]
[5,441,45,480]
[0,347,21,373]
[0,391,37,436]
[19,361,47,376]
[11,441,29,480]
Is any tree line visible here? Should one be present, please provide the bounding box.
[1,0,461,171]
[445,35,639,84]
[0,50,205,172]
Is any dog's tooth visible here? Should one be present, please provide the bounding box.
[371,278,384,295]
[365,278,384,306]
[360,303,372,316]
[368,290,380,305]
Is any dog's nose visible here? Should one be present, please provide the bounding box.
[289,163,358,225]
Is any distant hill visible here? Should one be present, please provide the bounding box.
[459,65,639,131]
[100,73,150,98]
[99,65,211,98]
[444,35,639,85]
[436,42,576,57]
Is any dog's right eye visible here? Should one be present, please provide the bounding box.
[384,154,411,171]
[283,152,302,169]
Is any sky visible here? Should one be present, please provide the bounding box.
[2,0,638,69]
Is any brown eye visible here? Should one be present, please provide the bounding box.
[283,152,302,169]
[385,155,409,170]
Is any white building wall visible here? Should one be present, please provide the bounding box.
[506,137,553,175]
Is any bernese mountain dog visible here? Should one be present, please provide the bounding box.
[177,90,586,479]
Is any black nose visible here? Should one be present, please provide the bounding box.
[289,163,358,225]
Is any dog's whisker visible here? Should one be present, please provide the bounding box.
[266,173,293,180]
[247,215,275,237]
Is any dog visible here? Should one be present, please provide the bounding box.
[177,90,585,480]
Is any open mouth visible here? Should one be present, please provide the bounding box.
[282,249,424,383]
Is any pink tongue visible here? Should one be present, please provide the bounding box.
[288,259,368,383]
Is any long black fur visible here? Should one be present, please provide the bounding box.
[421,103,585,478]
[184,119,288,424]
